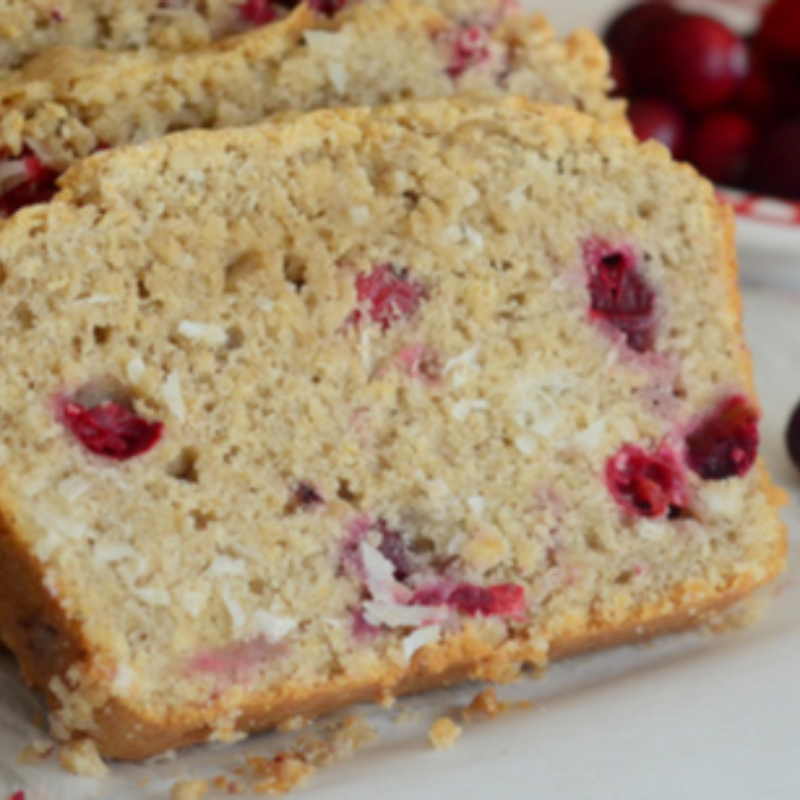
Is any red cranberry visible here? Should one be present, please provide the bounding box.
[604,1,682,61]
[291,481,324,510]
[756,0,800,65]
[628,14,748,111]
[439,25,491,79]
[685,396,759,480]
[0,150,60,217]
[785,399,800,472]
[307,0,347,15]
[627,98,688,159]
[733,50,786,124]
[238,0,279,25]
[60,400,163,460]
[352,264,425,331]
[413,582,526,620]
[688,112,757,187]
[375,520,416,582]
[606,443,688,518]
[448,583,526,620]
[351,609,382,639]
[751,120,800,201]
[584,241,657,353]
[340,516,416,583]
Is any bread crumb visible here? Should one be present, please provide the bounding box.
[249,755,314,795]
[170,779,209,800]
[58,739,108,777]
[428,717,462,750]
[462,687,508,720]
[17,739,55,764]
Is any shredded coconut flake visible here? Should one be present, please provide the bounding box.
[451,398,488,422]
[256,297,274,312]
[221,585,246,630]
[327,62,347,93]
[126,356,146,384]
[178,320,228,346]
[364,600,448,629]
[57,475,91,502]
[360,541,411,605]
[163,370,186,421]
[206,556,247,578]
[250,610,298,642]
[402,624,440,662]
[467,495,486,515]
[462,223,484,250]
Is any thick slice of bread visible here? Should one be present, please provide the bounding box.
[0,0,513,70]
[0,0,621,217]
[0,97,784,760]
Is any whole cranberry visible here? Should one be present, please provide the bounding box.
[756,0,800,65]
[604,1,682,61]
[628,98,688,159]
[628,14,748,111]
[733,49,784,123]
[688,112,757,187]
[751,120,800,200]
[786,399,800,472]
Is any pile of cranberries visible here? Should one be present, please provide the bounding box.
[605,0,800,200]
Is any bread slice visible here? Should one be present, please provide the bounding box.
[0,97,784,760]
[0,0,621,217]
[0,0,535,70]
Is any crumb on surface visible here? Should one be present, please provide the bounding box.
[170,778,210,800]
[248,755,314,795]
[462,687,508,720]
[428,717,462,751]
[58,739,108,778]
[17,738,55,764]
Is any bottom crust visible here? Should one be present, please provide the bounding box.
[0,484,787,761]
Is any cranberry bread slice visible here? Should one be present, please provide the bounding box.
[0,0,517,70]
[0,0,621,218]
[0,97,784,761]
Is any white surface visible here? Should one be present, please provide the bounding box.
[1,283,799,799]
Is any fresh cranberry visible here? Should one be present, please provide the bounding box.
[627,14,748,111]
[291,481,324,509]
[685,396,759,480]
[610,53,629,97]
[414,582,526,620]
[627,98,688,159]
[604,1,682,61]
[307,0,347,15]
[439,25,491,79]
[60,400,163,460]
[688,112,757,187]
[238,0,279,24]
[751,120,800,201]
[606,443,688,518]
[375,520,415,581]
[785,399,800,472]
[448,583,526,620]
[756,0,800,65]
[352,264,425,331]
[584,241,657,353]
[351,609,382,639]
[732,50,786,124]
[0,150,60,217]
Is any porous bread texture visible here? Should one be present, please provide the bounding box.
[0,0,515,70]
[0,97,785,760]
[0,0,622,175]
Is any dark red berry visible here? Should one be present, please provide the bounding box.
[751,121,800,201]
[448,583,526,620]
[627,98,688,159]
[0,150,60,217]
[628,14,748,111]
[604,1,682,61]
[61,401,163,460]
[413,582,526,620]
[606,443,688,518]
[585,241,657,353]
[785,400,800,472]
[732,50,785,124]
[307,0,347,15]
[238,0,279,25]
[688,112,757,187]
[756,0,800,65]
[438,25,491,79]
[686,396,759,480]
[291,481,324,510]
[375,520,415,582]
[352,264,425,331]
